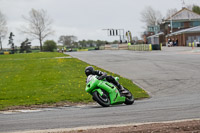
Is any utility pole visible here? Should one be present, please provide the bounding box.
[170,17,173,33]
[0,36,2,50]
[170,9,173,33]
[0,33,4,50]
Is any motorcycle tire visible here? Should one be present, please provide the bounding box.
[124,88,134,105]
[92,91,110,107]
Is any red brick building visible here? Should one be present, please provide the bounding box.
[146,8,200,46]
[166,26,200,46]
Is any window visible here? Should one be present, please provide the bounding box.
[172,22,183,28]
[148,26,160,33]
[197,36,200,42]
[181,22,184,28]
[190,21,200,27]
[148,27,154,32]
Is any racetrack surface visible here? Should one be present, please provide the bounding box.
[1,47,200,132]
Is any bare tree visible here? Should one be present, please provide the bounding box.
[166,8,178,19]
[21,9,54,51]
[58,35,77,48]
[186,5,193,10]
[0,10,7,50]
[132,36,139,44]
[141,6,163,26]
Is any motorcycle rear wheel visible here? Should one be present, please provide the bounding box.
[93,91,110,107]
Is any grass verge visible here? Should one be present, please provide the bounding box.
[0,52,149,110]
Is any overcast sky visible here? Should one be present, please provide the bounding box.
[1,0,200,48]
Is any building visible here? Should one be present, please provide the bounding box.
[145,7,200,46]
[166,26,200,46]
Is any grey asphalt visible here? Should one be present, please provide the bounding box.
[1,47,200,132]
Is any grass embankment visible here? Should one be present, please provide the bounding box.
[0,52,149,110]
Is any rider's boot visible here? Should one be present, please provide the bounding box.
[108,76,129,94]
[114,80,129,94]
[118,84,129,94]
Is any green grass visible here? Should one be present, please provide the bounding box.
[0,52,149,110]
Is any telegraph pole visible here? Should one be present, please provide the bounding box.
[0,36,2,50]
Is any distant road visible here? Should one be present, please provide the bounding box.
[1,47,200,133]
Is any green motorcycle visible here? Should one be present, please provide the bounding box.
[85,75,134,107]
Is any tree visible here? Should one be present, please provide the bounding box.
[192,5,200,15]
[8,32,15,53]
[112,40,119,44]
[96,40,106,48]
[43,40,57,52]
[20,38,31,53]
[186,5,193,10]
[21,9,54,51]
[141,6,163,26]
[58,35,77,48]
[166,8,178,19]
[77,39,107,48]
[87,40,95,47]
[73,42,79,48]
[132,36,139,44]
[78,40,87,48]
[0,10,7,50]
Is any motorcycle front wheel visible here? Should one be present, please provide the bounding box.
[93,91,110,107]
[124,88,134,105]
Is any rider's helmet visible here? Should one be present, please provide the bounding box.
[85,66,94,76]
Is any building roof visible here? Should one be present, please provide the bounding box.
[147,32,164,38]
[166,8,200,21]
[166,26,200,37]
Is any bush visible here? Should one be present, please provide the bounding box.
[43,40,57,52]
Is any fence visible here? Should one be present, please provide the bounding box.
[0,51,13,55]
[128,44,152,51]
[77,49,88,52]
[188,42,200,47]
[102,44,154,51]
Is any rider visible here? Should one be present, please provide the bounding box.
[85,66,128,94]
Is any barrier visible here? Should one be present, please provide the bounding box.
[0,51,15,55]
[160,43,162,50]
[4,52,10,55]
[149,44,152,51]
[188,42,196,47]
[129,44,152,51]
[99,46,105,50]
[151,44,161,50]
[118,44,128,50]
[77,49,88,52]
[104,45,112,50]
[104,44,128,50]
[103,44,158,51]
